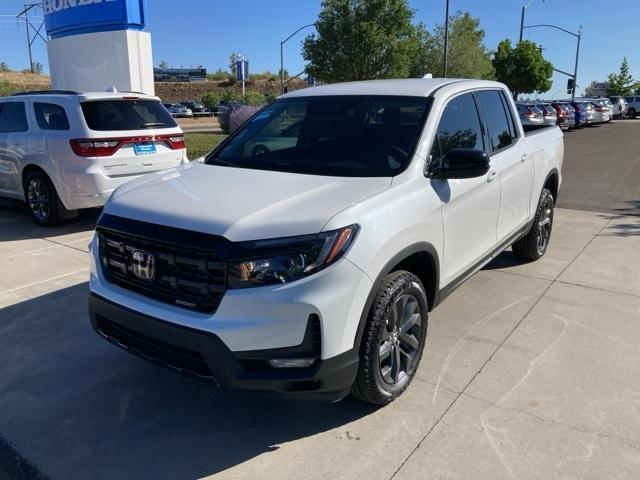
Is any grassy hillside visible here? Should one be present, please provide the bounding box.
[0,72,307,101]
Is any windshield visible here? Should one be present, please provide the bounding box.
[207,95,430,177]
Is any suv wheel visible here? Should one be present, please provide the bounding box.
[25,171,64,226]
[629,108,636,119]
[352,270,428,405]
[512,188,554,260]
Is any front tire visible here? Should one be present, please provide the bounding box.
[628,108,636,119]
[352,271,428,405]
[512,188,554,261]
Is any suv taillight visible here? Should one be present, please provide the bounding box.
[166,135,185,149]
[70,134,185,157]
[70,139,120,157]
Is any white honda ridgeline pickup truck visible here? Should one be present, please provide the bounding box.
[89,79,563,405]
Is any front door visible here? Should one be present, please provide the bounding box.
[429,92,501,287]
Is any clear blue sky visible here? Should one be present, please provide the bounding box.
[1,0,638,97]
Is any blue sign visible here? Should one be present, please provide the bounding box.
[235,60,249,81]
[43,0,147,39]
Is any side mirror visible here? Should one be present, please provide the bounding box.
[427,148,490,179]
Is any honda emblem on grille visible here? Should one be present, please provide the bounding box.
[131,250,155,281]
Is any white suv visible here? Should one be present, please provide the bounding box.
[0,90,187,225]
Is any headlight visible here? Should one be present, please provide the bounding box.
[228,225,358,289]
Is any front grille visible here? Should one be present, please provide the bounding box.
[96,315,212,378]
[98,228,226,313]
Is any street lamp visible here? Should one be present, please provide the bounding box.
[280,23,315,94]
[523,23,582,99]
[443,0,450,77]
[519,0,547,43]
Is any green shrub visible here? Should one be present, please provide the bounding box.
[201,91,221,108]
[221,89,243,103]
[243,90,265,106]
[0,80,15,97]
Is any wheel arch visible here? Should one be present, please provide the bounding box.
[543,168,560,202]
[353,242,440,350]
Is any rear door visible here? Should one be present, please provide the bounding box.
[0,100,30,197]
[474,89,533,241]
[80,99,185,176]
[430,92,501,287]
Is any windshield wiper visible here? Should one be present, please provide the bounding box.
[140,122,165,128]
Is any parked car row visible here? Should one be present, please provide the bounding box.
[162,101,225,118]
[516,97,623,131]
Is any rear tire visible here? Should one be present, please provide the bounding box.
[512,188,554,261]
[629,108,636,119]
[24,171,72,226]
[352,271,428,405]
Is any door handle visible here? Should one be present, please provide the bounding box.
[521,153,529,163]
[487,170,498,183]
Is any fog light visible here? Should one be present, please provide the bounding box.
[268,358,316,369]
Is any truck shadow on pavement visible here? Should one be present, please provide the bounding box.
[0,283,376,480]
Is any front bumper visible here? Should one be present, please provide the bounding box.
[89,293,359,401]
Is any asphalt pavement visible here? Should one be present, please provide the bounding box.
[557,119,640,215]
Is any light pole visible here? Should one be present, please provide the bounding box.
[519,0,546,43]
[443,0,450,77]
[280,23,315,95]
[523,24,582,98]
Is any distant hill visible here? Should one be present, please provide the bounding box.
[0,72,307,101]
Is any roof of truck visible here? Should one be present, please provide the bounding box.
[281,78,507,99]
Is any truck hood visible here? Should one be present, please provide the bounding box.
[105,162,391,241]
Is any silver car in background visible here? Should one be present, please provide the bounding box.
[536,103,558,126]
[516,102,544,126]
[583,98,612,123]
[608,96,627,119]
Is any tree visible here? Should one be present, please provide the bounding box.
[0,62,10,73]
[158,59,169,69]
[607,57,636,96]
[303,0,419,82]
[201,91,221,108]
[410,12,494,79]
[492,39,553,98]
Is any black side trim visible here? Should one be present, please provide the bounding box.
[438,219,535,303]
[543,167,560,202]
[353,242,439,350]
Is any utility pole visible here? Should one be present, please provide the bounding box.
[16,3,47,74]
[443,0,450,77]
[572,28,582,99]
[24,4,34,73]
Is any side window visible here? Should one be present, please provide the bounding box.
[474,90,514,153]
[430,93,483,161]
[0,102,28,133]
[34,102,70,131]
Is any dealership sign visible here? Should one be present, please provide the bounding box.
[43,0,147,39]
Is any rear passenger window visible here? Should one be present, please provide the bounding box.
[0,102,28,133]
[431,93,483,160]
[474,90,515,153]
[34,102,70,131]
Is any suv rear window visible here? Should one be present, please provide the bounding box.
[81,100,177,131]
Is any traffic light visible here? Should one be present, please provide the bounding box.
[567,78,575,94]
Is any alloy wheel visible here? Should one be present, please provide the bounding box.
[378,293,422,387]
[27,178,50,223]
[537,197,553,254]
